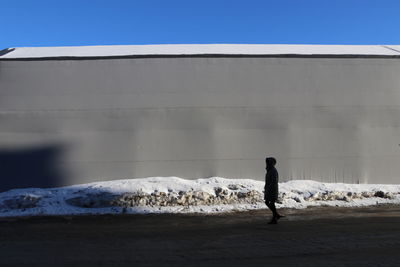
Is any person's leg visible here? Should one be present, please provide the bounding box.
[266,200,285,224]
[266,200,278,218]
[266,200,278,224]
[265,201,271,213]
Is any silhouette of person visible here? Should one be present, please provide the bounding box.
[264,157,284,224]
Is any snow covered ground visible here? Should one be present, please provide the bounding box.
[1,177,400,217]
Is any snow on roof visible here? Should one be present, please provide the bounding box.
[1,44,400,59]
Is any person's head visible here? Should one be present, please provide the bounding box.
[265,157,277,169]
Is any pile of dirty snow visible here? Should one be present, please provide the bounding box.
[1,177,400,217]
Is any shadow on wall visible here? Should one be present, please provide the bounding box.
[0,144,66,192]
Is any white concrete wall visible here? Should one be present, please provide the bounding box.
[1,56,400,190]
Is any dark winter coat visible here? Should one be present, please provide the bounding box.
[264,167,279,201]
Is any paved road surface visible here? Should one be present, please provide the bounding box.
[1,205,400,266]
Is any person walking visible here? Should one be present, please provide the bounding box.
[264,157,284,224]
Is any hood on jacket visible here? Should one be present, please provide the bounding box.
[265,157,277,170]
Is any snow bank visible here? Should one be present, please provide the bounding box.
[1,177,400,217]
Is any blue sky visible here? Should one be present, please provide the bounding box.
[1,0,400,48]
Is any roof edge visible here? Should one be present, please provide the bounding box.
[0,48,15,57]
[2,53,400,61]
[1,44,400,60]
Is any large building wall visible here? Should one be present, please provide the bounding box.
[1,56,400,191]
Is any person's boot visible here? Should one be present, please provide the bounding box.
[276,214,285,220]
[268,217,278,224]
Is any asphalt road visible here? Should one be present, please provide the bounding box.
[1,205,400,266]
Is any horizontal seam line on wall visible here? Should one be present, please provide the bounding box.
[46,155,400,164]
[3,105,400,112]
